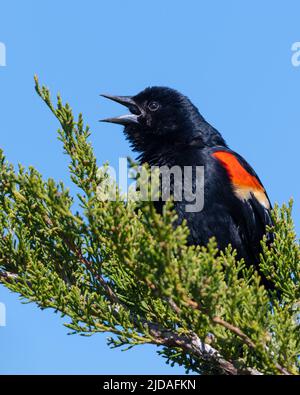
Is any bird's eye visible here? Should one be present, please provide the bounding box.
[148,101,160,111]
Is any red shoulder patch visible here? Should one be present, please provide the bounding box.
[212,151,263,190]
[212,151,270,209]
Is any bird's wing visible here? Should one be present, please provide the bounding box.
[212,150,270,209]
[211,149,273,258]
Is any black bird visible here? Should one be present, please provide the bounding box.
[101,87,273,284]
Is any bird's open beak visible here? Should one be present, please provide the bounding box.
[100,94,140,125]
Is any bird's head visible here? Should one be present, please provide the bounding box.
[101,87,226,154]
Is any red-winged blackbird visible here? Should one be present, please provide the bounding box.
[101,87,273,286]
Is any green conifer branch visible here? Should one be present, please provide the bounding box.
[0,77,299,375]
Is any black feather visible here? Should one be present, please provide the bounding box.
[109,86,273,288]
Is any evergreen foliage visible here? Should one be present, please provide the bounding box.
[0,77,299,375]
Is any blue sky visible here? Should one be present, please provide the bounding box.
[0,0,299,374]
